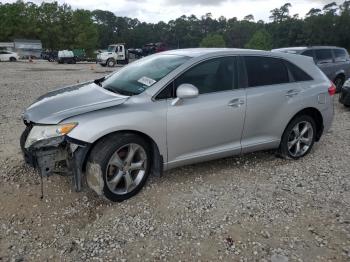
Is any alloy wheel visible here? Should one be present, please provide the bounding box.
[105,143,147,195]
[287,121,314,158]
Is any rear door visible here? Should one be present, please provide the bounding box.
[166,56,246,167]
[241,56,306,153]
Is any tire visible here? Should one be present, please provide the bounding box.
[9,57,16,62]
[86,133,151,202]
[334,76,345,93]
[278,115,316,159]
[107,58,116,67]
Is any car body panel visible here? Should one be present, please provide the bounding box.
[166,89,246,169]
[65,94,168,165]
[23,82,129,124]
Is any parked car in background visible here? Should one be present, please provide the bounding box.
[41,50,58,62]
[128,48,143,59]
[272,46,350,92]
[0,50,19,62]
[21,48,334,202]
[96,44,128,67]
[339,78,350,107]
[58,50,76,64]
[142,42,167,56]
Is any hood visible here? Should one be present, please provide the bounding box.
[23,81,129,124]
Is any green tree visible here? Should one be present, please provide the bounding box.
[200,34,226,47]
[245,29,272,50]
[270,3,292,22]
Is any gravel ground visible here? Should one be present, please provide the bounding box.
[0,61,349,262]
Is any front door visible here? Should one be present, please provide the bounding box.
[166,56,246,168]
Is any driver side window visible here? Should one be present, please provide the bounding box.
[174,57,237,95]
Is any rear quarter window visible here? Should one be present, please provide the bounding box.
[301,50,314,58]
[244,56,289,87]
[285,61,313,82]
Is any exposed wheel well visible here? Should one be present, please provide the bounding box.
[288,108,324,141]
[82,130,163,175]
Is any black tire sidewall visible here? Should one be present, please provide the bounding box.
[107,58,115,67]
[334,77,344,93]
[88,134,151,202]
[280,115,316,160]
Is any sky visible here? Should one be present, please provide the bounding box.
[2,0,342,23]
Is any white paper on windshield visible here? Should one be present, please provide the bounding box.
[138,76,156,87]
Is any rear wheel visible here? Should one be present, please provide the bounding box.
[334,76,345,93]
[279,115,316,159]
[86,133,151,202]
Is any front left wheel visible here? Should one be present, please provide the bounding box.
[86,133,151,202]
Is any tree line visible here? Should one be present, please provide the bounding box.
[0,1,350,55]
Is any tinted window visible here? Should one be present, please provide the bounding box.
[334,49,348,62]
[286,61,313,82]
[175,57,236,94]
[315,49,333,63]
[301,50,314,58]
[245,56,289,87]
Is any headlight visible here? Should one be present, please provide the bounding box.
[25,123,78,148]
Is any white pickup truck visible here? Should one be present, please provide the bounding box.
[96,44,128,67]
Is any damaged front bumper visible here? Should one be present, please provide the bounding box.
[21,126,91,192]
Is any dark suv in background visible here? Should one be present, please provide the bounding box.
[272,46,350,92]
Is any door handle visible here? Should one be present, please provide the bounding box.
[228,98,245,107]
[285,89,300,97]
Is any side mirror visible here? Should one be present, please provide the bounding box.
[176,84,199,99]
[172,84,199,106]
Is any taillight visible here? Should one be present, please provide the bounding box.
[328,83,336,96]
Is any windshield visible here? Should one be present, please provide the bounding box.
[102,54,190,96]
[107,45,115,52]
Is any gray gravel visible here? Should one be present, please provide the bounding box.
[0,61,349,261]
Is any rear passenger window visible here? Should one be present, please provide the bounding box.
[315,49,333,64]
[334,49,348,62]
[244,56,289,87]
[286,61,313,82]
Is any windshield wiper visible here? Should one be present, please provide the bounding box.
[103,86,138,96]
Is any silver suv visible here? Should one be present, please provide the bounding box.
[272,46,350,92]
[21,49,335,202]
